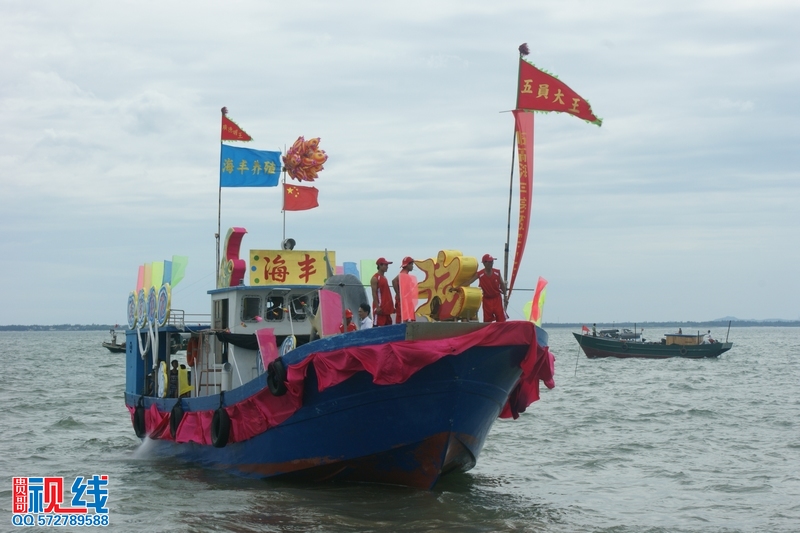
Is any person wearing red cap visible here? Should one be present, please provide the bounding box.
[392,256,416,323]
[466,254,507,322]
[338,309,357,333]
[371,258,395,326]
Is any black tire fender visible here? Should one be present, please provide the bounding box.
[211,407,231,448]
[267,358,288,397]
[133,404,147,438]
[680,346,687,356]
[170,401,184,440]
[620,342,628,351]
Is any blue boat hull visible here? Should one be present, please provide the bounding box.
[126,340,529,488]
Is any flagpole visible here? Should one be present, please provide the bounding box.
[504,44,528,305]
[503,130,516,292]
[282,144,287,244]
[217,108,225,289]
[281,168,286,242]
[216,177,221,288]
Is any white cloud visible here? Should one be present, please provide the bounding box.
[0,0,798,324]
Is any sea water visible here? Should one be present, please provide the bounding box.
[0,327,798,532]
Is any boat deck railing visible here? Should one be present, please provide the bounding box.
[167,309,212,330]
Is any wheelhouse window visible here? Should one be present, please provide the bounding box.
[265,296,284,322]
[291,295,308,321]
[241,296,261,322]
[288,292,319,321]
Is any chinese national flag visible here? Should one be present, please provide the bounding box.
[283,184,319,211]
[517,59,602,126]
[221,115,253,141]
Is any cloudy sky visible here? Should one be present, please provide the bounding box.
[2,0,798,326]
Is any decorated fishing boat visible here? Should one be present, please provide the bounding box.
[573,327,733,359]
[120,44,612,487]
[124,230,554,488]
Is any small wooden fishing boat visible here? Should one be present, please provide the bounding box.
[574,328,732,359]
[106,330,180,354]
[102,341,126,353]
[102,330,126,353]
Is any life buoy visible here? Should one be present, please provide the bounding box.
[170,401,183,440]
[279,335,296,356]
[186,337,199,367]
[133,404,146,438]
[679,346,687,356]
[211,408,230,448]
[267,358,288,396]
[621,342,629,351]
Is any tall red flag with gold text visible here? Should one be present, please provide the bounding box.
[509,110,534,296]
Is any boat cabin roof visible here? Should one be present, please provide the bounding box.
[208,284,322,295]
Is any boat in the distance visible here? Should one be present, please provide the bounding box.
[105,329,182,354]
[124,230,555,489]
[574,326,733,359]
[102,329,126,353]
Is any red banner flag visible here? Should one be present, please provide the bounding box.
[283,184,319,211]
[517,59,602,126]
[508,110,534,297]
[221,114,252,142]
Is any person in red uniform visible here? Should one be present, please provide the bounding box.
[392,256,415,323]
[467,254,507,322]
[338,309,357,333]
[371,258,395,326]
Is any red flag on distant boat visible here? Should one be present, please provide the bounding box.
[220,107,253,141]
[516,59,602,126]
[582,325,590,334]
[283,183,319,211]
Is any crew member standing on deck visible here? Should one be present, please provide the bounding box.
[167,360,180,398]
[466,254,508,323]
[371,258,395,326]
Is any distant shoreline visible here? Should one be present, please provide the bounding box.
[542,320,800,328]
[0,320,798,332]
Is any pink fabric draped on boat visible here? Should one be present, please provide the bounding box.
[128,321,555,444]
